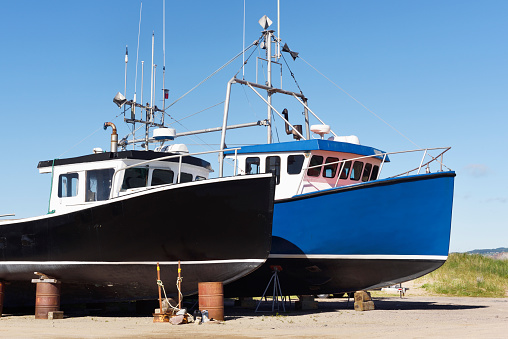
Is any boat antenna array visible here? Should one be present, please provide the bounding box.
[112,1,171,152]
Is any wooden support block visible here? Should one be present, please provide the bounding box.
[299,295,316,301]
[354,291,372,303]
[153,313,170,322]
[47,311,64,320]
[295,300,318,310]
[234,297,257,308]
[354,300,375,311]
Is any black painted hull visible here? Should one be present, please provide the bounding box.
[225,240,445,297]
[0,174,275,305]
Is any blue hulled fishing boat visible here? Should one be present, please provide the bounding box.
[216,15,455,296]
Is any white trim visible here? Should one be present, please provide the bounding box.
[268,254,448,261]
[1,259,265,266]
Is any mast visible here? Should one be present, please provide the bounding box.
[162,0,166,124]
[266,29,272,144]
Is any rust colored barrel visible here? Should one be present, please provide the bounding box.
[198,282,224,321]
[0,281,4,317]
[35,282,61,319]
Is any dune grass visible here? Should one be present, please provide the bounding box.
[415,253,508,297]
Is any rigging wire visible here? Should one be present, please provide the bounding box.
[297,55,447,168]
[241,85,260,120]
[272,111,280,143]
[234,35,263,78]
[167,101,224,126]
[56,112,124,158]
[298,55,420,149]
[164,39,261,111]
[280,52,303,95]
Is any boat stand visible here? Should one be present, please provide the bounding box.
[255,266,286,313]
[31,272,63,319]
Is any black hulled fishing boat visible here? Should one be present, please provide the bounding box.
[0,26,275,306]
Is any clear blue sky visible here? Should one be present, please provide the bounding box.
[1,1,507,253]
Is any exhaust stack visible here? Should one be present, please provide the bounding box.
[282,108,303,140]
[103,122,118,153]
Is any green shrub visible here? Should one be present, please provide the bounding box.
[416,253,508,297]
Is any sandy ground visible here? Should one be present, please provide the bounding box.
[1,284,507,338]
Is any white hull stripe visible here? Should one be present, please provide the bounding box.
[268,254,448,260]
[0,259,265,265]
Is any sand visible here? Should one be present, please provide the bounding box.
[1,289,507,339]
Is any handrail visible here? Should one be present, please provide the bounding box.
[297,146,452,193]
[387,147,451,179]
[109,148,240,199]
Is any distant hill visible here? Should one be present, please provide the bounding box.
[468,247,508,254]
[467,247,508,260]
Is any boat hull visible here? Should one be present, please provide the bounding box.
[0,174,275,305]
[225,171,455,296]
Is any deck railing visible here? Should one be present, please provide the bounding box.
[296,147,452,194]
[109,148,240,198]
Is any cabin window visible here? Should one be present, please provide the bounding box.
[266,156,281,184]
[179,172,193,183]
[287,155,305,175]
[339,160,352,179]
[362,163,372,182]
[86,168,114,201]
[122,167,148,190]
[195,176,206,181]
[307,155,323,177]
[58,173,79,198]
[370,165,380,181]
[323,157,340,178]
[151,169,174,186]
[245,157,260,174]
[350,161,364,181]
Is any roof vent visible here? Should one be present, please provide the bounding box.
[328,135,361,145]
[168,144,189,154]
[310,124,330,139]
[155,144,189,154]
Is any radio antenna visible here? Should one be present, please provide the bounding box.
[134,2,143,110]
[150,31,154,110]
[277,0,281,60]
[242,0,246,79]
[124,46,128,97]
[132,2,143,149]
[162,0,166,124]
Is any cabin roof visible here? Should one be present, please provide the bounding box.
[37,150,213,170]
[225,139,389,161]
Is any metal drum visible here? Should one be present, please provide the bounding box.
[35,282,61,319]
[198,282,224,321]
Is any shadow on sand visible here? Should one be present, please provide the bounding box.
[2,296,488,319]
[225,296,488,320]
